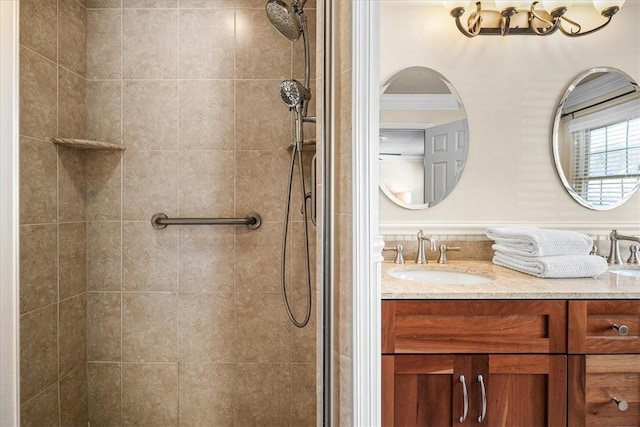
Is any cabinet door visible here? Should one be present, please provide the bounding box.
[486,355,567,427]
[383,355,474,427]
[569,355,640,426]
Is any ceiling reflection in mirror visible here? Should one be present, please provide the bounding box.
[552,68,640,210]
[380,67,469,210]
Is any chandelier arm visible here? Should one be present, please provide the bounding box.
[559,14,613,37]
[529,1,559,36]
[454,15,478,38]
[501,15,511,36]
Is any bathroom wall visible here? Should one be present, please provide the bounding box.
[379,2,640,236]
[19,0,89,425]
[84,0,316,426]
[333,0,353,424]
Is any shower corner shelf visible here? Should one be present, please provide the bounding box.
[51,138,126,151]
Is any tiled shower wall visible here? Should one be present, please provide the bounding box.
[19,0,89,425]
[84,0,316,426]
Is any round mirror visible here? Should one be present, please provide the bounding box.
[379,67,469,210]
[552,67,640,210]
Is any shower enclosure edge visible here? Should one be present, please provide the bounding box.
[0,0,21,424]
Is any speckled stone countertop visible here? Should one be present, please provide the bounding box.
[382,261,640,299]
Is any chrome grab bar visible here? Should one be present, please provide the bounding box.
[151,212,261,230]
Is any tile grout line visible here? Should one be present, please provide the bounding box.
[55,0,63,423]
[119,3,124,425]
[176,5,181,424]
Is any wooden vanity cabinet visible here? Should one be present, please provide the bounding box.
[382,300,568,427]
[567,300,640,427]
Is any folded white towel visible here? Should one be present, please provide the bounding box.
[492,252,608,278]
[486,227,593,257]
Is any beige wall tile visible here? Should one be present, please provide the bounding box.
[86,81,121,144]
[235,221,280,293]
[20,383,59,427]
[178,150,234,216]
[338,355,353,426]
[122,363,178,426]
[58,67,87,139]
[20,305,58,402]
[60,367,89,426]
[58,0,87,76]
[234,363,290,426]
[86,151,122,221]
[178,9,234,79]
[235,293,289,362]
[236,9,290,79]
[88,292,122,361]
[235,80,291,151]
[122,292,177,361]
[235,0,266,8]
[292,363,316,427]
[336,71,352,216]
[87,0,122,7]
[122,222,178,291]
[20,225,58,314]
[291,219,316,292]
[59,222,87,300]
[19,138,58,225]
[88,363,122,427]
[58,146,86,222]
[123,80,178,150]
[59,294,87,378]
[178,228,234,293]
[178,363,234,427]
[178,80,233,150]
[124,0,177,7]
[236,150,289,222]
[178,293,234,362]
[179,0,234,9]
[122,150,178,220]
[123,9,178,79]
[20,0,57,61]
[291,291,315,362]
[87,222,122,291]
[20,48,57,140]
[87,9,121,79]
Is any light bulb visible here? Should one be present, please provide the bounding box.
[443,0,472,9]
[592,0,625,13]
[541,0,572,13]
[495,1,532,10]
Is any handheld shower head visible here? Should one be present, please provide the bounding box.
[279,80,311,109]
[266,0,302,41]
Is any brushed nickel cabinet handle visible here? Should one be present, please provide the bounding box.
[477,375,487,423]
[459,375,468,423]
[611,397,629,412]
[612,324,629,335]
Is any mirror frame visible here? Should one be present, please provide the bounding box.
[552,66,640,211]
[379,66,469,210]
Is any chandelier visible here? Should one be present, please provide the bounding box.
[446,1,626,37]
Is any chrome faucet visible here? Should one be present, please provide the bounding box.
[416,230,436,264]
[608,230,640,265]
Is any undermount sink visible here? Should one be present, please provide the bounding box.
[609,269,640,278]
[389,268,492,285]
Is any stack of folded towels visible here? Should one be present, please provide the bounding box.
[486,226,608,279]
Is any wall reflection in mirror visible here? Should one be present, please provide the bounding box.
[380,66,469,210]
[553,67,640,210]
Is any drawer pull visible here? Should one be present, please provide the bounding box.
[611,397,629,412]
[611,324,629,336]
[477,375,487,423]
[459,375,468,423]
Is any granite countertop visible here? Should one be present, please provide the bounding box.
[382,260,640,299]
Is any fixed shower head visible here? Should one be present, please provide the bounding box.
[280,80,311,109]
[266,0,302,41]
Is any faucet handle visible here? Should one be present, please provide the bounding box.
[383,244,405,264]
[628,245,639,264]
[438,245,461,264]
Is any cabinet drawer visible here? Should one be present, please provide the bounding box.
[382,300,567,354]
[569,355,640,426]
[569,300,640,354]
